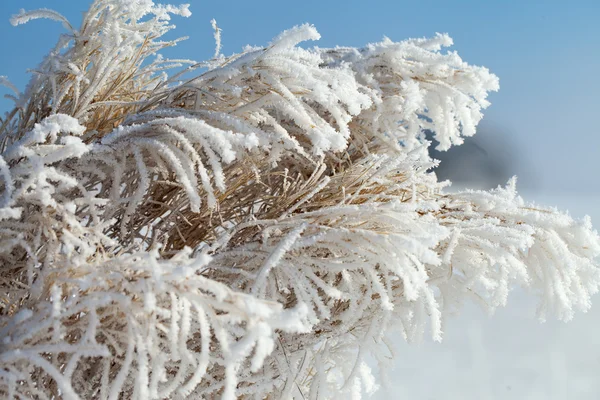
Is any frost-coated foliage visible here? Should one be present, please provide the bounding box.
[0,1,599,399]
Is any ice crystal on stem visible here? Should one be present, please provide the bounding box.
[0,1,598,399]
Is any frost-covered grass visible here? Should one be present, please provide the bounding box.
[374,194,600,400]
[0,1,599,399]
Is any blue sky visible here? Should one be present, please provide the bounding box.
[1,0,599,194]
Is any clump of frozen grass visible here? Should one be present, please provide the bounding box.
[0,1,598,399]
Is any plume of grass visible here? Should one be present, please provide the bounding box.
[0,1,598,399]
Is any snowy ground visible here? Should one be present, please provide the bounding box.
[373,192,600,400]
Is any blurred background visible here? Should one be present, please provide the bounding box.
[1,1,599,398]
